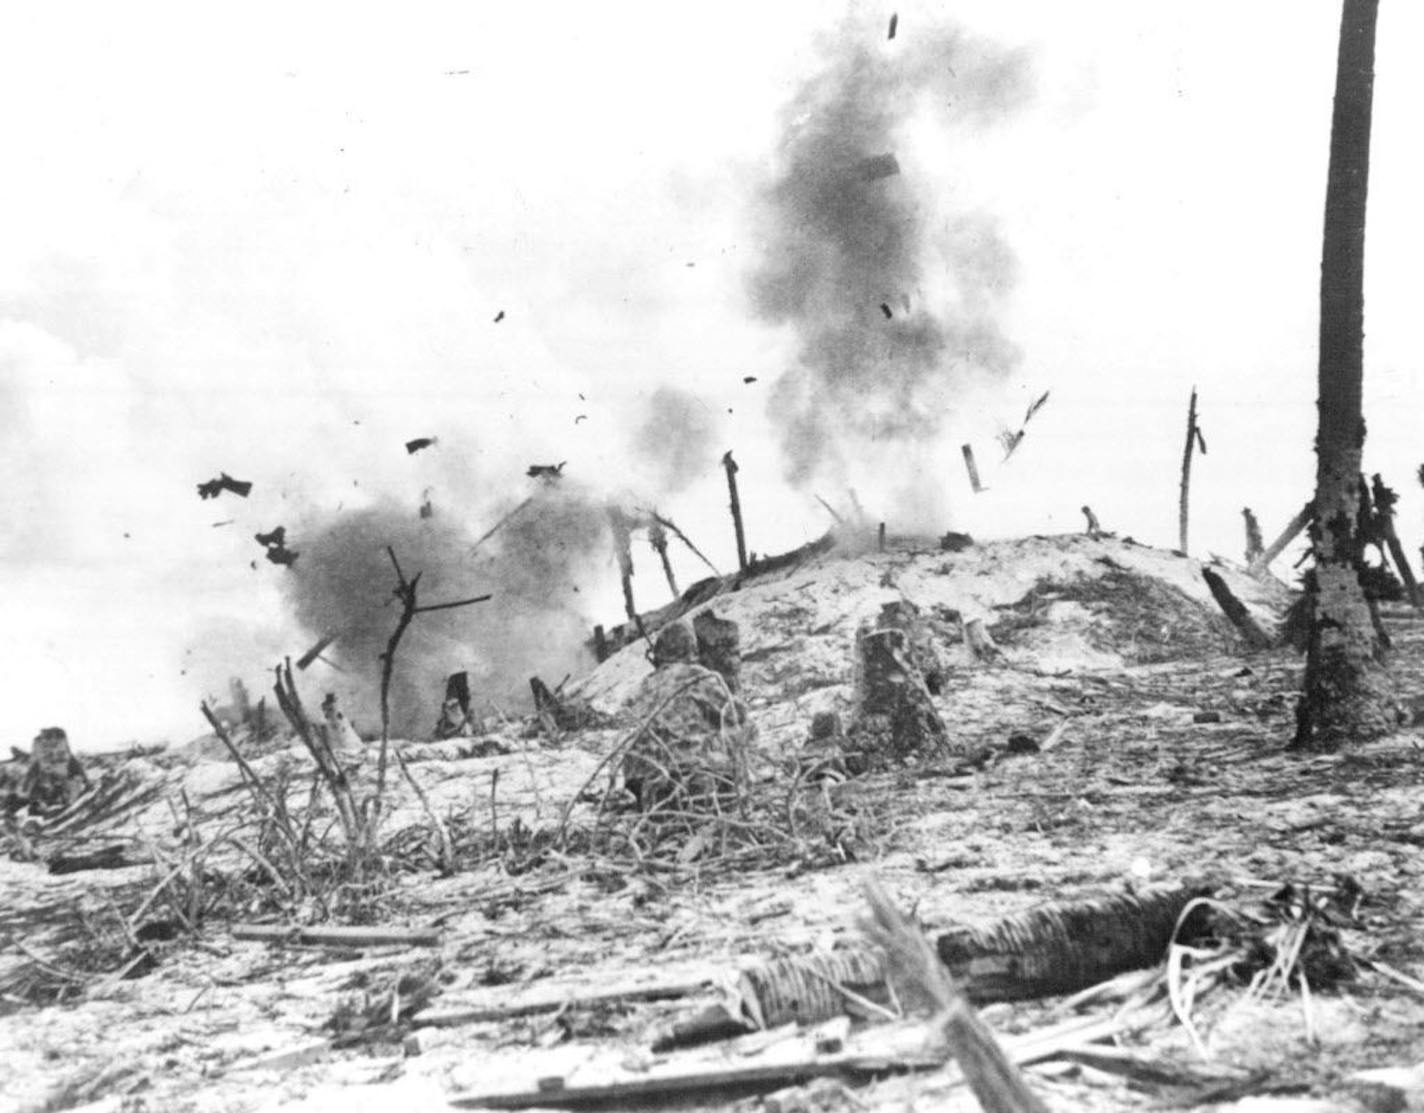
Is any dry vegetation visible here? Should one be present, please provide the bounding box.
[4,535,1424,1113]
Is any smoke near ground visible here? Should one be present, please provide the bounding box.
[282,489,610,738]
[629,386,722,494]
[749,19,1031,490]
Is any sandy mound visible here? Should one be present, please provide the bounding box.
[569,534,1291,721]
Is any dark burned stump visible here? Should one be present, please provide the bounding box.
[692,610,741,692]
[622,621,753,816]
[851,604,950,766]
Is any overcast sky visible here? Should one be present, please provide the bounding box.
[3,2,1421,750]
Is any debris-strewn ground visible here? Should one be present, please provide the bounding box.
[4,534,1424,1113]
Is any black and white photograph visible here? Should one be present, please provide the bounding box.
[4,3,1424,1110]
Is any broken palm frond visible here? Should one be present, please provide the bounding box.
[935,882,1214,1002]
[1134,881,1366,1057]
[1201,568,1273,650]
[861,877,1051,1113]
[21,766,163,841]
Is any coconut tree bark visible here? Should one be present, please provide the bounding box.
[1294,0,1396,748]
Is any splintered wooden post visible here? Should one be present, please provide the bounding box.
[1178,387,1205,553]
[1248,501,1313,576]
[1243,507,1265,563]
[593,624,608,663]
[608,509,638,621]
[648,519,680,599]
[1081,505,1102,539]
[878,522,886,552]
[961,444,984,493]
[1371,474,1420,608]
[722,450,749,572]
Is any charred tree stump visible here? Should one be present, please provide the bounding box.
[1201,568,1273,650]
[1243,507,1265,563]
[851,611,950,766]
[1250,501,1313,577]
[435,672,476,739]
[692,610,741,693]
[1371,474,1420,607]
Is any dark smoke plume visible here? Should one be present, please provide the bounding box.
[282,490,609,737]
[749,21,1031,484]
[629,385,721,493]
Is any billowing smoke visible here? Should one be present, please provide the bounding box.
[282,488,610,738]
[629,385,722,493]
[749,20,1031,487]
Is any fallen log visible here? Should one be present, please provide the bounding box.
[419,976,711,1029]
[231,924,441,948]
[1201,568,1273,650]
[865,878,1050,1113]
[46,844,138,875]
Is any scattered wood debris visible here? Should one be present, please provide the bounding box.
[405,437,438,455]
[196,472,252,499]
[527,462,566,480]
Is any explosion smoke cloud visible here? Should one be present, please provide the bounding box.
[282,490,611,738]
[629,385,722,494]
[749,20,1031,487]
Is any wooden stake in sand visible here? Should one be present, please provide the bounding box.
[1178,387,1206,554]
[722,450,749,572]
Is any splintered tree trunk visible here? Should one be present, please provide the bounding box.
[1179,387,1198,553]
[1296,0,1395,749]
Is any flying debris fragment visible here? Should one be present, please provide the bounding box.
[887,12,898,39]
[405,437,438,455]
[961,444,984,493]
[526,461,567,481]
[264,544,299,568]
[297,631,340,670]
[197,473,252,500]
[879,303,893,319]
[256,525,299,567]
[1024,389,1050,425]
[742,376,758,384]
[997,428,1025,460]
[493,310,505,323]
[574,414,588,423]
[858,153,901,181]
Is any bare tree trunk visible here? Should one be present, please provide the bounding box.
[722,451,749,572]
[1178,387,1203,553]
[1295,0,1396,749]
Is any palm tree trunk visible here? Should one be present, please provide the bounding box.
[1295,0,1396,748]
